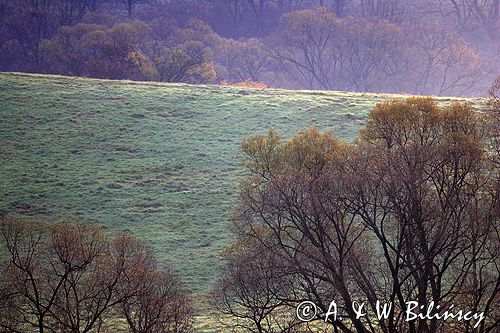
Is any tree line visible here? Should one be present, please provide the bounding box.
[0,0,498,96]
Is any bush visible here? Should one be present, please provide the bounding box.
[220,80,267,89]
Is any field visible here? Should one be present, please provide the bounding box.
[0,72,486,330]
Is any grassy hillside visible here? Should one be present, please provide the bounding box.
[0,72,485,300]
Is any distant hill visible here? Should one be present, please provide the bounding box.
[0,72,486,297]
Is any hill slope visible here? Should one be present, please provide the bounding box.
[0,72,485,296]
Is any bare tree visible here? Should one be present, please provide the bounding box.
[358,0,407,22]
[437,0,499,36]
[337,17,409,92]
[119,0,149,16]
[0,218,108,333]
[213,238,300,333]
[486,75,500,166]
[56,0,88,26]
[489,75,500,110]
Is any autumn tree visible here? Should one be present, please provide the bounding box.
[217,37,269,83]
[39,17,219,83]
[269,7,340,90]
[0,216,192,333]
[121,266,192,333]
[40,19,158,80]
[216,98,499,333]
[152,40,216,83]
[410,22,485,96]
[173,19,221,52]
[40,23,106,76]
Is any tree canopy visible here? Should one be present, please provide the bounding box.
[214,97,499,333]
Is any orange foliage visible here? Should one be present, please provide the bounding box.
[220,80,268,89]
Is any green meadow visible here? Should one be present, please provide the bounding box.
[0,72,485,301]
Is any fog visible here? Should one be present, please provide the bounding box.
[1,0,498,96]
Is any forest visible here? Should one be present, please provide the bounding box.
[0,0,499,96]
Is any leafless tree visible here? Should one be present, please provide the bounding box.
[437,0,499,36]
[213,238,300,333]
[358,0,407,22]
[486,75,500,166]
[119,0,149,16]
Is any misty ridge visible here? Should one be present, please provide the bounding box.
[0,0,499,97]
